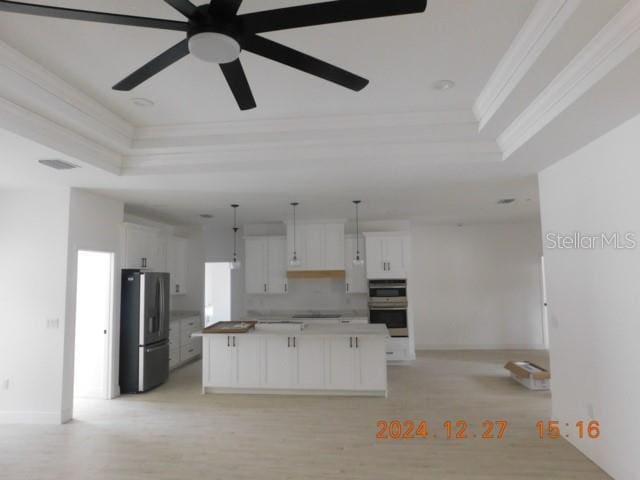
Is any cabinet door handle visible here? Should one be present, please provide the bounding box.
[142,257,147,268]
[349,337,353,348]
[293,337,296,348]
[227,336,230,347]
[346,283,350,293]
[264,283,267,293]
[233,336,236,347]
[284,283,288,293]
[355,337,359,349]
[288,337,291,348]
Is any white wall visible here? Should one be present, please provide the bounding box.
[410,222,545,349]
[539,114,640,480]
[63,189,124,420]
[0,188,71,423]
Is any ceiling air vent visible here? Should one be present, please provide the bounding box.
[38,159,79,170]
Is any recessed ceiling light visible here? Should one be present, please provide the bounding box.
[433,79,456,91]
[497,198,516,205]
[38,159,79,170]
[200,214,214,219]
[131,98,155,108]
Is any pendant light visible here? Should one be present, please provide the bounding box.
[289,202,302,267]
[230,204,242,270]
[353,200,365,266]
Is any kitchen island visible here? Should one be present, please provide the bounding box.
[194,323,389,397]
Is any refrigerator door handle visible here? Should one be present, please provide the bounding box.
[145,342,168,354]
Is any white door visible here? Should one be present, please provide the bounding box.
[324,223,345,270]
[267,237,287,294]
[326,337,355,390]
[295,336,325,389]
[355,336,387,390]
[74,250,114,400]
[365,237,385,279]
[540,256,550,349]
[384,237,407,278]
[234,335,262,387]
[263,336,294,388]
[245,238,267,294]
[206,336,233,387]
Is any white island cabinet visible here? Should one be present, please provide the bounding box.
[196,324,388,396]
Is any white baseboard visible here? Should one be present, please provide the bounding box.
[415,344,548,351]
[0,410,65,425]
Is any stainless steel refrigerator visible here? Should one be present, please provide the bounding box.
[119,269,170,393]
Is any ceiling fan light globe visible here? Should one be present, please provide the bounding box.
[230,260,242,270]
[353,258,365,267]
[189,32,241,64]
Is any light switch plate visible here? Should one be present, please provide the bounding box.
[46,318,60,329]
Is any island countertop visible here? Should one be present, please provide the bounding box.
[194,323,389,337]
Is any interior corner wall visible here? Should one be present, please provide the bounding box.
[410,221,545,350]
[0,188,71,424]
[538,114,640,480]
[62,189,124,419]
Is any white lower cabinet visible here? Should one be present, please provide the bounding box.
[263,336,296,388]
[169,315,203,371]
[202,333,387,395]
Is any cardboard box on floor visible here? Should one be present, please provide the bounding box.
[505,361,550,390]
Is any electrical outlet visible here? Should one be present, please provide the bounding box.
[46,318,60,329]
[2,379,9,390]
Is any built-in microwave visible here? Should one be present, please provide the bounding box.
[368,279,407,303]
[368,280,408,337]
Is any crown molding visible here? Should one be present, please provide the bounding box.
[499,0,640,159]
[0,40,133,151]
[133,109,476,140]
[0,96,122,175]
[474,0,581,131]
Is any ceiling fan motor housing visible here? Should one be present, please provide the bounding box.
[187,6,242,64]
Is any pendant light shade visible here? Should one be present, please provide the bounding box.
[230,204,242,270]
[289,202,302,267]
[352,200,365,266]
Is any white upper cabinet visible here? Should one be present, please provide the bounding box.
[167,236,188,295]
[245,236,288,294]
[344,235,368,294]
[286,222,345,271]
[122,223,165,270]
[364,232,410,279]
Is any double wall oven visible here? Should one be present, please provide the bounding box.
[368,279,408,337]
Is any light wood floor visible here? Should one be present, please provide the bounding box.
[0,351,609,480]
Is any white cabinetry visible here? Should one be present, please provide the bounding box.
[286,222,345,271]
[202,332,387,395]
[169,315,202,371]
[167,236,188,295]
[344,235,368,294]
[364,232,410,279]
[245,236,288,294]
[122,223,165,270]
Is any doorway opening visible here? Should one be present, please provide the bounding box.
[73,250,115,400]
[204,262,232,326]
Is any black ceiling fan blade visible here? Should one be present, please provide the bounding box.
[241,35,369,91]
[240,0,427,33]
[210,0,243,16]
[164,0,198,19]
[113,40,190,91]
[219,59,256,111]
[0,0,188,31]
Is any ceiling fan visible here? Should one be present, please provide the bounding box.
[0,0,428,110]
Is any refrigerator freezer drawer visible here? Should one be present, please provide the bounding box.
[138,341,169,392]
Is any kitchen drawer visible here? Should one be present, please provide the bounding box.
[179,316,202,346]
[180,341,200,363]
[169,347,180,370]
